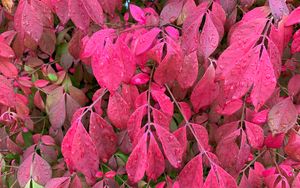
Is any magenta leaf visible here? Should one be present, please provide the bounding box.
[268,97,298,134]
[191,64,219,112]
[244,121,264,149]
[154,123,183,168]
[178,155,203,188]
[135,28,161,55]
[107,92,131,129]
[146,134,165,180]
[17,153,52,187]
[89,112,117,162]
[151,90,174,116]
[126,133,148,183]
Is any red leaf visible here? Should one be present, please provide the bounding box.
[17,153,52,187]
[135,28,160,55]
[176,51,198,89]
[48,92,66,130]
[126,133,148,183]
[70,121,99,184]
[107,92,131,129]
[130,4,145,24]
[264,133,284,149]
[14,0,51,43]
[237,131,251,171]
[181,3,206,53]
[51,0,69,24]
[89,112,117,162]
[245,121,264,149]
[198,14,220,58]
[81,29,116,58]
[0,42,15,58]
[81,0,104,26]
[203,165,238,188]
[92,41,124,92]
[131,73,150,85]
[127,105,147,143]
[151,90,173,116]
[152,108,171,130]
[34,80,49,88]
[45,177,70,188]
[160,0,183,25]
[268,98,298,134]
[191,123,209,151]
[250,47,276,111]
[154,123,183,168]
[191,64,218,112]
[62,120,99,184]
[178,155,203,188]
[69,0,90,30]
[285,7,300,26]
[0,58,18,78]
[146,134,165,180]
[284,132,300,161]
[153,38,183,85]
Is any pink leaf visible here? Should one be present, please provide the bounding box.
[146,134,165,180]
[61,120,99,185]
[131,73,150,85]
[69,0,90,30]
[126,133,148,183]
[154,38,183,85]
[107,92,131,129]
[17,153,52,187]
[191,123,209,151]
[34,79,49,88]
[91,41,124,92]
[284,132,300,161]
[0,42,15,58]
[89,112,117,162]
[152,108,171,130]
[176,51,198,89]
[198,14,220,58]
[191,64,218,112]
[268,98,298,134]
[285,7,300,26]
[154,124,183,168]
[82,0,104,26]
[135,28,160,55]
[250,47,276,111]
[264,133,284,149]
[45,177,70,188]
[178,155,203,188]
[160,0,183,25]
[0,58,18,78]
[151,90,173,116]
[127,106,147,143]
[245,121,264,149]
[70,121,99,184]
[51,0,69,24]
[203,165,238,188]
[130,4,145,24]
[48,92,66,130]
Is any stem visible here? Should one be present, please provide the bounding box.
[165,84,216,166]
[147,67,155,126]
[241,150,266,173]
[78,89,108,120]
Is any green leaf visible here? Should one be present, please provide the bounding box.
[48,73,58,82]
